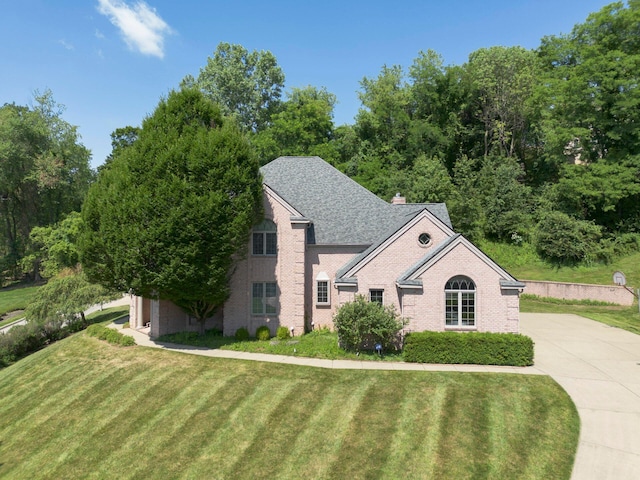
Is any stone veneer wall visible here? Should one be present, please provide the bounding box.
[523,280,635,306]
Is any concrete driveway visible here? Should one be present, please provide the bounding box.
[520,313,640,480]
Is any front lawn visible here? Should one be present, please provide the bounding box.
[0,334,579,479]
[158,328,404,361]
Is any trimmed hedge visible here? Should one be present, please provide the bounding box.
[403,331,534,366]
[86,324,136,346]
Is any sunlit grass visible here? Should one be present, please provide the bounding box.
[159,328,404,361]
[0,285,40,326]
[0,334,579,479]
[478,240,640,287]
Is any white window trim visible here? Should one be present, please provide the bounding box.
[444,276,476,329]
[316,272,331,306]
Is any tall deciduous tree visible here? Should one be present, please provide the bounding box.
[539,0,640,162]
[466,46,540,160]
[0,91,92,278]
[252,86,338,163]
[79,89,263,333]
[183,42,285,133]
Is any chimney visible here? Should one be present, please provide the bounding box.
[391,192,406,205]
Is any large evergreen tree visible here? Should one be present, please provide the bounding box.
[79,89,263,333]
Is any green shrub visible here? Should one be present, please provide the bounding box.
[86,324,135,346]
[122,322,130,329]
[333,295,407,352]
[255,325,271,341]
[235,327,250,341]
[403,331,533,366]
[276,326,290,340]
[535,211,602,264]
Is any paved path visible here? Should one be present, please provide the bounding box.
[112,312,640,479]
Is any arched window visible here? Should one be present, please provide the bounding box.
[445,276,476,327]
[252,219,277,256]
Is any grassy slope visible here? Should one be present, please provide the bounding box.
[0,334,579,480]
[0,285,39,325]
[478,240,640,287]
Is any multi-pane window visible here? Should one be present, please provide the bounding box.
[369,289,384,305]
[317,280,329,304]
[252,282,277,315]
[445,276,476,327]
[252,219,277,256]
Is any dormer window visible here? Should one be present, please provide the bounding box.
[252,219,277,256]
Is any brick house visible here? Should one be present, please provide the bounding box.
[129,156,524,337]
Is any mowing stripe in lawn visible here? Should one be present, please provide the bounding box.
[124,366,259,479]
[0,334,580,480]
[8,359,176,478]
[379,377,448,479]
[271,374,376,479]
[176,376,298,479]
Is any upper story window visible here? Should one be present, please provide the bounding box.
[445,275,476,327]
[252,219,277,256]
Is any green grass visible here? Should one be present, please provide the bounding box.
[159,328,404,361]
[479,240,640,287]
[0,285,40,326]
[85,305,129,324]
[0,334,579,479]
[521,295,640,335]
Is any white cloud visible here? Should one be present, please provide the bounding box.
[95,29,105,39]
[59,39,75,50]
[96,0,173,59]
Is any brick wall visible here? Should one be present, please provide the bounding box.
[224,190,306,336]
[306,245,365,329]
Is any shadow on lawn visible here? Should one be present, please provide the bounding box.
[156,330,236,349]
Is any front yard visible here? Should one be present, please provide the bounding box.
[0,332,579,479]
[158,327,405,361]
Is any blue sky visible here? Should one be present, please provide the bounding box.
[1,0,613,168]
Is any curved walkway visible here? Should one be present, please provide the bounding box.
[111,312,640,479]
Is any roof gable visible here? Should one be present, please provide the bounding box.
[336,208,456,281]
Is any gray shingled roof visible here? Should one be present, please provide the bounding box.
[260,156,452,245]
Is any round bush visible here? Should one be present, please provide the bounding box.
[235,327,250,341]
[276,326,290,340]
[333,295,406,352]
[255,325,271,341]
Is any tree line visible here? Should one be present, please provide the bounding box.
[1,0,639,291]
